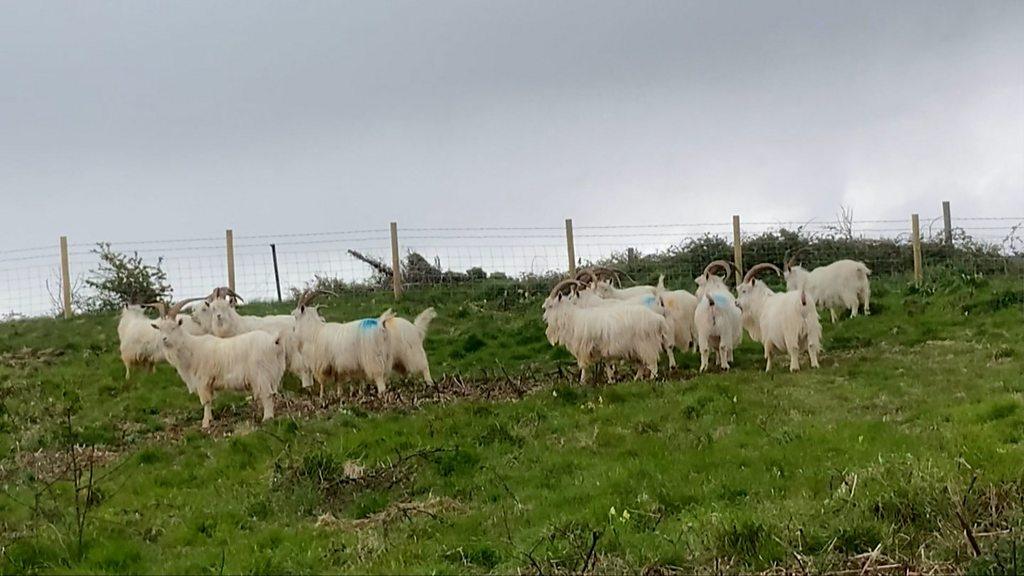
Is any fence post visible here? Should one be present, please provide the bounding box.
[732,215,743,284]
[565,218,576,276]
[390,222,402,299]
[225,229,236,292]
[942,201,952,245]
[270,244,282,303]
[911,213,922,284]
[59,236,72,319]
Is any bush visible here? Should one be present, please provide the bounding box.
[83,243,172,312]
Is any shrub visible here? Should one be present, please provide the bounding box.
[83,243,172,312]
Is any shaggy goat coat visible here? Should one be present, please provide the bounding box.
[738,280,822,372]
[153,317,285,429]
[785,260,871,323]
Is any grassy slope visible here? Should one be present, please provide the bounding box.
[0,274,1022,574]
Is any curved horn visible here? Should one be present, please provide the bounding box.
[548,279,583,298]
[784,248,809,271]
[574,269,597,286]
[144,302,167,318]
[168,297,206,319]
[296,289,338,309]
[296,290,318,309]
[222,287,244,303]
[743,263,783,284]
[703,260,732,277]
[590,266,627,285]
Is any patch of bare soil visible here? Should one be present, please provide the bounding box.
[0,347,65,368]
[6,445,121,483]
[315,495,464,531]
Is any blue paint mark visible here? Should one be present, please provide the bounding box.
[359,318,378,330]
[711,294,732,309]
[642,295,657,308]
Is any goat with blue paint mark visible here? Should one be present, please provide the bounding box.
[693,260,744,372]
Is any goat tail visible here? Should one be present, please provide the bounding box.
[414,307,437,335]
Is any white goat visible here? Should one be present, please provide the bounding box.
[783,254,872,323]
[149,299,286,429]
[542,279,671,383]
[693,260,743,372]
[736,263,822,372]
[654,276,699,355]
[201,287,313,389]
[291,291,395,398]
[386,308,437,385]
[571,285,678,369]
[117,305,165,379]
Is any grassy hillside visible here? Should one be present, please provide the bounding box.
[1,272,1022,574]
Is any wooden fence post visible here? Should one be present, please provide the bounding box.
[732,215,743,284]
[942,201,952,246]
[225,229,236,292]
[270,244,282,303]
[911,213,923,284]
[390,222,402,299]
[565,218,576,276]
[59,236,72,319]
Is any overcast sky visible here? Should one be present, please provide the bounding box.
[1,0,1021,248]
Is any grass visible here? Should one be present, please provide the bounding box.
[0,272,1022,574]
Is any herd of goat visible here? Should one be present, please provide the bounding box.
[118,255,871,428]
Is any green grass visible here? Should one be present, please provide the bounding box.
[1,273,1022,574]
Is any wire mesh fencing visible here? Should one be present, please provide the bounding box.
[1,210,1021,321]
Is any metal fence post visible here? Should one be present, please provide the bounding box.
[942,201,952,246]
[59,236,72,319]
[732,215,743,284]
[390,222,402,299]
[270,244,282,302]
[911,214,923,284]
[565,218,576,276]
[225,229,236,292]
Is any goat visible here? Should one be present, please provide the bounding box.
[693,260,743,372]
[783,252,871,323]
[386,308,437,385]
[571,284,678,369]
[736,263,822,372]
[201,287,313,389]
[291,291,395,398]
[542,279,670,383]
[149,299,286,429]
[117,305,165,379]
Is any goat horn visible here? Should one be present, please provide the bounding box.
[144,302,167,318]
[703,260,732,277]
[205,287,226,302]
[168,297,205,319]
[222,287,244,303]
[784,248,809,271]
[743,263,783,284]
[297,289,337,309]
[549,279,583,298]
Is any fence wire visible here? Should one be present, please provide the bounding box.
[1,213,1021,320]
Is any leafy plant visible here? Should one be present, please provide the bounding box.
[83,243,172,312]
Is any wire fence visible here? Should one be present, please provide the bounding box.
[1,209,1021,321]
